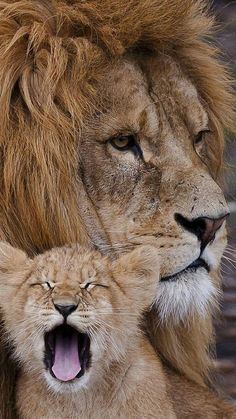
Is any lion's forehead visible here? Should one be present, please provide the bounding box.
[96,56,208,141]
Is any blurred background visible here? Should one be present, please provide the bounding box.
[212,0,236,402]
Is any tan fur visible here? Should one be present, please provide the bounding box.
[0,1,235,417]
[0,242,175,419]
[166,368,236,419]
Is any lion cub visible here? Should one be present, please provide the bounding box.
[0,242,175,419]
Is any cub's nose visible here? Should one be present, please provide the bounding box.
[175,213,229,251]
[54,303,78,320]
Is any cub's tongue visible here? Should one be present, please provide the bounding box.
[52,328,81,382]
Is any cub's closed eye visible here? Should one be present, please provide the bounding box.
[109,135,143,158]
[42,282,54,290]
[30,282,54,290]
[80,282,109,291]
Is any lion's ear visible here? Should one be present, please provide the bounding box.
[112,246,159,310]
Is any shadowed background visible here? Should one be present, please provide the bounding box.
[212,0,236,401]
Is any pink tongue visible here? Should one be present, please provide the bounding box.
[52,330,81,382]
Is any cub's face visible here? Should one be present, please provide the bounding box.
[0,243,158,393]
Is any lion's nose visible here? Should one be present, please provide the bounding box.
[54,303,78,320]
[175,213,229,251]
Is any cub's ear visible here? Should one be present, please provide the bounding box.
[0,242,32,318]
[112,245,159,310]
[0,242,29,273]
[0,242,31,301]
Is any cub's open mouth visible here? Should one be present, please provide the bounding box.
[44,325,90,382]
[161,258,210,282]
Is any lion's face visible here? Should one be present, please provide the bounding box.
[81,55,228,323]
[0,243,158,393]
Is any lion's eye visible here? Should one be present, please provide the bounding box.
[194,129,210,145]
[109,135,142,157]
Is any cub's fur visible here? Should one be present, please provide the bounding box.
[0,242,175,419]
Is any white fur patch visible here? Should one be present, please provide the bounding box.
[44,370,90,394]
[155,269,219,324]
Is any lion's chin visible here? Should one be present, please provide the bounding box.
[155,269,219,324]
[160,257,210,282]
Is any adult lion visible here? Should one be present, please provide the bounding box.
[0,0,235,417]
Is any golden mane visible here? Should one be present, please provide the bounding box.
[0,0,235,416]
